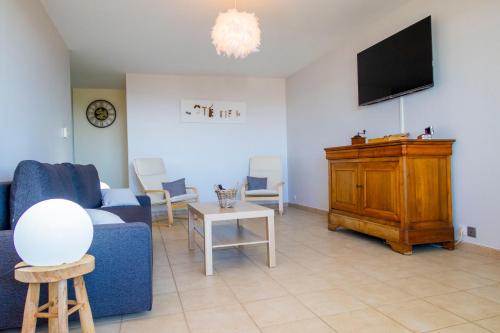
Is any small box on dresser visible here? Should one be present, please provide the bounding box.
[324,139,455,254]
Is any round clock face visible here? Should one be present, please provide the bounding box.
[86,100,116,128]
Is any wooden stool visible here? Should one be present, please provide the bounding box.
[15,255,96,333]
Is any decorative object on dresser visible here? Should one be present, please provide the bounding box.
[418,126,434,140]
[367,133,409,144]
[325,139,455,254]
[351,130,367,145]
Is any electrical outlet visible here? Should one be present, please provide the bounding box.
[467,226,476,238]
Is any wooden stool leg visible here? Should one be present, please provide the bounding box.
[57,280,69,333]
[48,282,59,333]
[74,276,95,333]
[21,283,40,333]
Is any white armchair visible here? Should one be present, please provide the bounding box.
[241,156,284,215]
[133,158,198,226]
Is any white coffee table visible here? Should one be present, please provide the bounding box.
[187,201,276,275]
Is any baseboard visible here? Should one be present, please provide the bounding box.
[288,203,328,216]
[457,242,500,258]
[288,204,500,257]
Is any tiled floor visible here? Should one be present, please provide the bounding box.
[5,207,500,332]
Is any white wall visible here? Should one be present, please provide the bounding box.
[126,74,288,201]
[72,89,128,188]
[286,0,500,249]
[0,0,72,181]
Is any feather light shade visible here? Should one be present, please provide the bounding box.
[211,8,261,59]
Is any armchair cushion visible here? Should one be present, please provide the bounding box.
[101,189,140,207]
[247,176,267,190]
[170,193,198,203]
[162,178,187,197]
[245,189,279,197]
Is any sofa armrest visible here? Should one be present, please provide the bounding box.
[136,195,151,207]
[85,223,152,318]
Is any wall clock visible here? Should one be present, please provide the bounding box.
[86,100,116,128]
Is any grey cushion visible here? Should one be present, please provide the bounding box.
[162,178,187,197]
[101,189,140,207]
[247,176,267,190]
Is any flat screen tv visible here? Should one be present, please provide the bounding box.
[357,16,433,106]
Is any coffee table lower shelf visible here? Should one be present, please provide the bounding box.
[187,202,276,275]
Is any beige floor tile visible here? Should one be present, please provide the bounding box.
[274,273,333,294]
[179,286,238,311]
[296,288,368,316]
[244,295,315,327]
[468,263,500,282]
[261,318,335,333]
[229,278,288,302]
[385,276,458,297]
[322,308,411,333]
[69,321,121,333]
[425,291,500,321]
[173,269,227,292]
[153,276,177,295]
[430,270,497,290]
[120,313,189,333]
[122,292,182,320]
[346,282,415,306]
[185,304,260,333]
[377,299,466,332]
[430,323,491,333]
[467,283,500,304]
[476,315,500,332]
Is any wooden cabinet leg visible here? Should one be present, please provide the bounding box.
[57,280,69,333]
[21,283,40,333]
[328,214,340,231]
[387,241,413,255]
[74,276,95,333]
[48,282,59,333]
[441,241,455,250]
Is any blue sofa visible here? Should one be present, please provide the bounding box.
[0,161,153,330]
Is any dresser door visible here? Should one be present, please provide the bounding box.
[359,161,400,221]
[330,162,359,214]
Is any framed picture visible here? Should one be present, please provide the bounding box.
[180,99,246,123]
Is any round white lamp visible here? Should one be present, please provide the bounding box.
[100,181,110,189]
[14,199,93,267]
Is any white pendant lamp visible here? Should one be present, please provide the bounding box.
[14,199,93,267]
[211,1,261,59]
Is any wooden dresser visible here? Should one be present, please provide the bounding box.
[324,139,455,254]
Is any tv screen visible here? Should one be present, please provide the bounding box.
[357,16,433,106]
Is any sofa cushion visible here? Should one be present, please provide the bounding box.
[65,163,101,208]
[10,161,78,228]
[101,189,140,207]
[86,209,125,225]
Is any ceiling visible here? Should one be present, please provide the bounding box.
[41,0,409,88]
